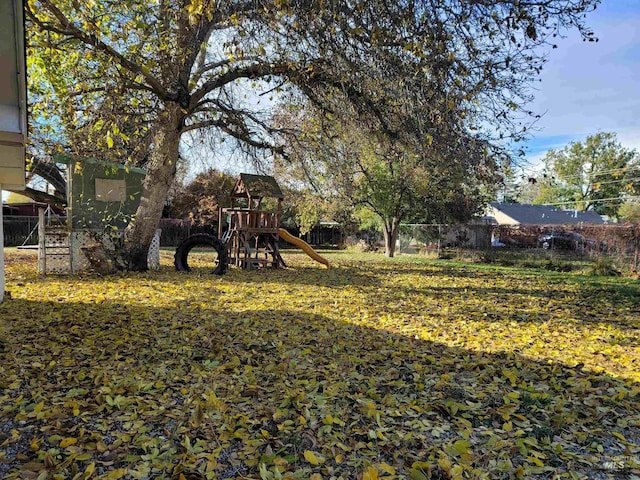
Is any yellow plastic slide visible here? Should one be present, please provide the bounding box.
[278,228,330,268]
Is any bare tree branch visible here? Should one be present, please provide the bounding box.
[6,186,66,210]
[189,62,293,109]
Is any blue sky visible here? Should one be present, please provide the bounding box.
[518,0,640,172]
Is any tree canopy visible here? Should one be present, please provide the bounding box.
[25,0,599,268]
[275,102,498,256]
[533,132,640,218]
[169,169,236,226]
[618,201,640,223]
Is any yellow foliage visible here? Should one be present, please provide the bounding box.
[0,249,638,479]
[59,437,78,448]
[304,450,324,465]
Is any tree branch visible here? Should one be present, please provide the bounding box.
[192,56,264,84]
[6,187,66,211]
[28,157,67,195]
[33,0,171,101]
[189,62,292,109]
[183,118,284,156]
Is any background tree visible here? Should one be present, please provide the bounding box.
[516,177,544,205]
[169,169,236,226]
[533,133,640,218]
[26,0,598,269]
[618,201,640,223]
[276,103,499,257]
[497,164,542,204]
[280,187,355,236]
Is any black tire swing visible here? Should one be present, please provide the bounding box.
[174,234,229,275]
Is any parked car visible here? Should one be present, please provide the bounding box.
[538,232,598,251]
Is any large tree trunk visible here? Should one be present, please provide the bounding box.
[121,105,184,270]
[383,216,401,257]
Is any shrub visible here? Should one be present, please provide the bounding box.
[588,258,621,277]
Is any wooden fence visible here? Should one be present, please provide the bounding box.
[3,216,41,246]
[158,219,216,246]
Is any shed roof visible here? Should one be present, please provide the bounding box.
[232,173,284,199]
[54,154,147,175]
[488,202,605,225]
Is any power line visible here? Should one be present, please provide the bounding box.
[548,167,640,182]
[514,165,640,182]
[505,177,640,190]
[590,177,640,187]
[541,195,640,207]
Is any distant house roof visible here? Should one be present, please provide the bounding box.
[5,192,33,204]
[487,202,605,226]
[2,202,51,217]
[232,173,284,200]
[3,193,66,216]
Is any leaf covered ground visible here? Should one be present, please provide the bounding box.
[1,248,639,480]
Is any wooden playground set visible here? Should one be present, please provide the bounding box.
[174,174,329,274]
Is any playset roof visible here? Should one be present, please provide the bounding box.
[232,173,284,200]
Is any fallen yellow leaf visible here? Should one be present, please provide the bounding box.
[363,466,379,480]
[304,450,323,465]
[59,437,78,448]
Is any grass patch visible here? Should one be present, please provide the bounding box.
[480,248,596,273]
[1,249,639,479]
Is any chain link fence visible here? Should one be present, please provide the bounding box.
[492,224,640,273]
[397,223,639,274]
[397,224,492,254]
[7,215,639,274]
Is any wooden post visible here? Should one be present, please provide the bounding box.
[38,207,45,274]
